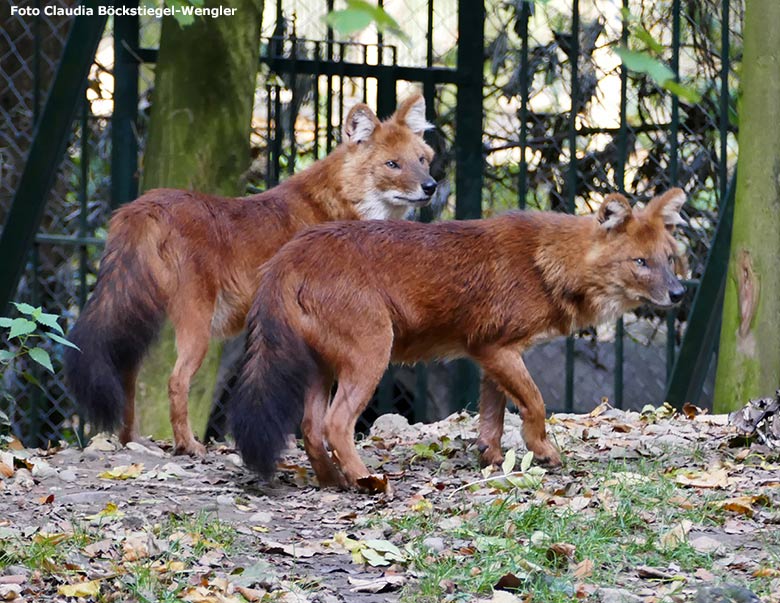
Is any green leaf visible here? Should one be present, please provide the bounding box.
[11,302,37,316]
[502,448,516,475]
[614,47,674,85]
[326,8,373,36]
[325,1,410,46]
[635,26,665,55]
[361,547,390,566]
[0,317,12,329]
[520,450,534,473]
[35,312,65,335]
[364,539,404,559]
[45,332,80,351]
[28,347,54,373]
[21,371,43,390]
[8,318,37,339]
[663,80,702,103]
[0,350,15,362]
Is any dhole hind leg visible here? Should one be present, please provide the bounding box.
[476,376,507,467]
[324,332,392,487]
[168,300,213,457]
[302,374,347,488]
[476,348,561,467]
[119,365,141,445]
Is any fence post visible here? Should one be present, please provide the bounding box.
[452,0,485,410]
[112,13,140,208]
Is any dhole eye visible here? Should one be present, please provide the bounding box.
[419,156,426,164]
[634,258,647,268]
[385,160,400,169]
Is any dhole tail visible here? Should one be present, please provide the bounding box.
[230,281,318,477]
[64,213,166,431]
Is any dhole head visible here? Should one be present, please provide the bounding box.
[593,188,687,310]
[341,94,437,220]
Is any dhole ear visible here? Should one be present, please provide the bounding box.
[393,94,433,136]
[649,187,687,230]
[343,103,380,144]
[597,194,632,231]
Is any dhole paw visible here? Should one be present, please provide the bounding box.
[531,445,562,468]
[477,442,504,468]
[315,470,349,490]
[174,440,207,458]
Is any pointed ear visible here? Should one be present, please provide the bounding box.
[392,94,433,136]
[648,187,687,230]
[342,103,380,144]
[597,193,632,231]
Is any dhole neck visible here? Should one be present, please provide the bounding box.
[287,146,362,220]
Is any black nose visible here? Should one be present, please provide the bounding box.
[422,179,437,197]
[669,284,685,304]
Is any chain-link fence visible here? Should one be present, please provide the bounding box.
[1,0,742,446]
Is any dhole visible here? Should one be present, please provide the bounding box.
[65,95,436,456]
[230,189,686,487]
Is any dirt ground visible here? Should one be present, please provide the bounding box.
[1,405,779,602]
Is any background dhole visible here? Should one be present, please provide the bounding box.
[65,94,436,456]
[230,189,686,488]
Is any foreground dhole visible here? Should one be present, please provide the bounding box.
[65,95,436,456]
[230,189,686,487]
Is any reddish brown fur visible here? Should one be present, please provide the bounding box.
[65,95,436,456]
[233,189,686,487]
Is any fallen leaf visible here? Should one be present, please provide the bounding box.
[57,579,101,597]
[573,559,594,579]
[356,473,391,494]
[675,468,729,489]
[98,463,144,480]
[494,572,524,590]
[690,535,723,554]
[660,520,692,549]
[713,494,769,517]
[547,542,576,567]
[0,462,13,478]
[636,565,676,580]
[682,402,704,419]
[753,567,780,578]
[235,585,267,601]
[348,574,405,593]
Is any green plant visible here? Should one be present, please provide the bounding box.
[0,302,78,391]
[325,0,410,45]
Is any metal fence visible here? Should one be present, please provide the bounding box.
[1,0,741,446]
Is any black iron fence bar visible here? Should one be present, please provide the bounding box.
[112,15,139,209]
[79,94,90,309]
[517,0,530,210]
[719,0,730,204]
[666,0,682,379]
[564,0,580,413]
[614,0,630,409]
[451,0,485,410]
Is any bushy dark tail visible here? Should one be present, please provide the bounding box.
[64,215,166,431]
[229,281,319,477]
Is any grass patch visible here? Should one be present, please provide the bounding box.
[389,458,722,602]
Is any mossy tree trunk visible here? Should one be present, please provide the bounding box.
[713,0,780,411]
[137,0,262,440]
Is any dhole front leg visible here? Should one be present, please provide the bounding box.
[476,376,506,467]
[476,348,561,467]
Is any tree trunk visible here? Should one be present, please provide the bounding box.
[137,0,262,441]
[713,0,780,412]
